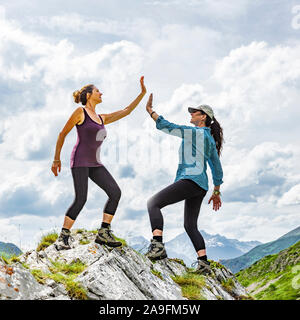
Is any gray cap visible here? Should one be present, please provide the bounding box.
[188,104,214,120]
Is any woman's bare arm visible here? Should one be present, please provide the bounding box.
[100,76,146,125]
[51,107,83,176]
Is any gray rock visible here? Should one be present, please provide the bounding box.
[0,259,44,300]
[0,231,251,300]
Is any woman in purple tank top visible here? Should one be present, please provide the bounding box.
[51,77,146,250]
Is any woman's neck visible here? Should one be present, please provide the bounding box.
[85,101,97,112]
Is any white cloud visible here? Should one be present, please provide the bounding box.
[278,184,300,206]
[0,2,300,251]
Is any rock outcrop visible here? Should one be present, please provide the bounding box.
[0,230,251,300]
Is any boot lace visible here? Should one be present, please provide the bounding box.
[105,228,116,241]
[60,233,74,246]
[146,242,156,254]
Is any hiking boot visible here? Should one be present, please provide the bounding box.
[95,225,122,247]
[54,229,73,251]
[191,259,212,275]
[145,239,167,261]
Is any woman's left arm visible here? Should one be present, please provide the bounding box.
[146,93,194,138]
[101,76,146,125]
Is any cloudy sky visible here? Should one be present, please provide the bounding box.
[0,0,300,251]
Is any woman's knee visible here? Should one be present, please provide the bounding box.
[76,195,88,208]
[110,185,121,202]
[147,196,157,211]
[184,221,197,234]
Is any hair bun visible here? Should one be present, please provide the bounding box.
[73,90,81,104]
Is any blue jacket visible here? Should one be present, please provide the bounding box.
[156,115,223,191]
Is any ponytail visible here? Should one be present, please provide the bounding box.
[200,111,224,156]
[210,117,224,157]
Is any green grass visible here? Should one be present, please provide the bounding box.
[74,229,86,234]
[31,269,48,284]
[30,259,88,300]
[0,254,22,265]
[79,239,90,245]
[49,259,86,275]
[236,241,300,300]
[221,278,236,293]
[171,272,207,300]
[168,258,186,267]
[254,266,300,300]
[36,232,58,252]
[209,260,224,269]
[151,269,164,280]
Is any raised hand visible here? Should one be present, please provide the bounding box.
[146,93,153,114]
[140,76,146,94]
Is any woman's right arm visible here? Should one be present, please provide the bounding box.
[51,107,83,176]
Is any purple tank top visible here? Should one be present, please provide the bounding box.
[70,107,107,168]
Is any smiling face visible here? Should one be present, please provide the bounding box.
[189,109,207,126]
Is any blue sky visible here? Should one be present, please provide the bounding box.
[0,0,300,251]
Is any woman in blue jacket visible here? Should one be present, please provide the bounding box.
[145,93,224,274]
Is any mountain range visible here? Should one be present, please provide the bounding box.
[220,226,300,273]
[0,241,22,258]
[125,230,261,267]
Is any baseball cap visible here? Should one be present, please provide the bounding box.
[188,104,214,120]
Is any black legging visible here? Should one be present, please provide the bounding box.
[65,166,121,220]
[147,179,207,252]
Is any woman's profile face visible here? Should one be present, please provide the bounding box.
[89,86,103,104]
[190,110,206,125]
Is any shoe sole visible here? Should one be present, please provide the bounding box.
[54,244,71,251]
[193,268,212,275]
[95,238,122,247]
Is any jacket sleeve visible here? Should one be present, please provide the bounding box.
[207,142,224,186]
[155,115,195,138]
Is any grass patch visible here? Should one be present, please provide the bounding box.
[30,259,88,300]
[79,239,90,245]
[168,258,186,267]
[49,259,86,275]
[1,254,23,265]
[151,269,164,280]
[36,232,58,252]
[31,269,48,284]
[171,272,207,300]
[254,266,300,300]
[236,241,300,300]
[209,260,224,269]
[221,278,236,293]
[74,229,86,234]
